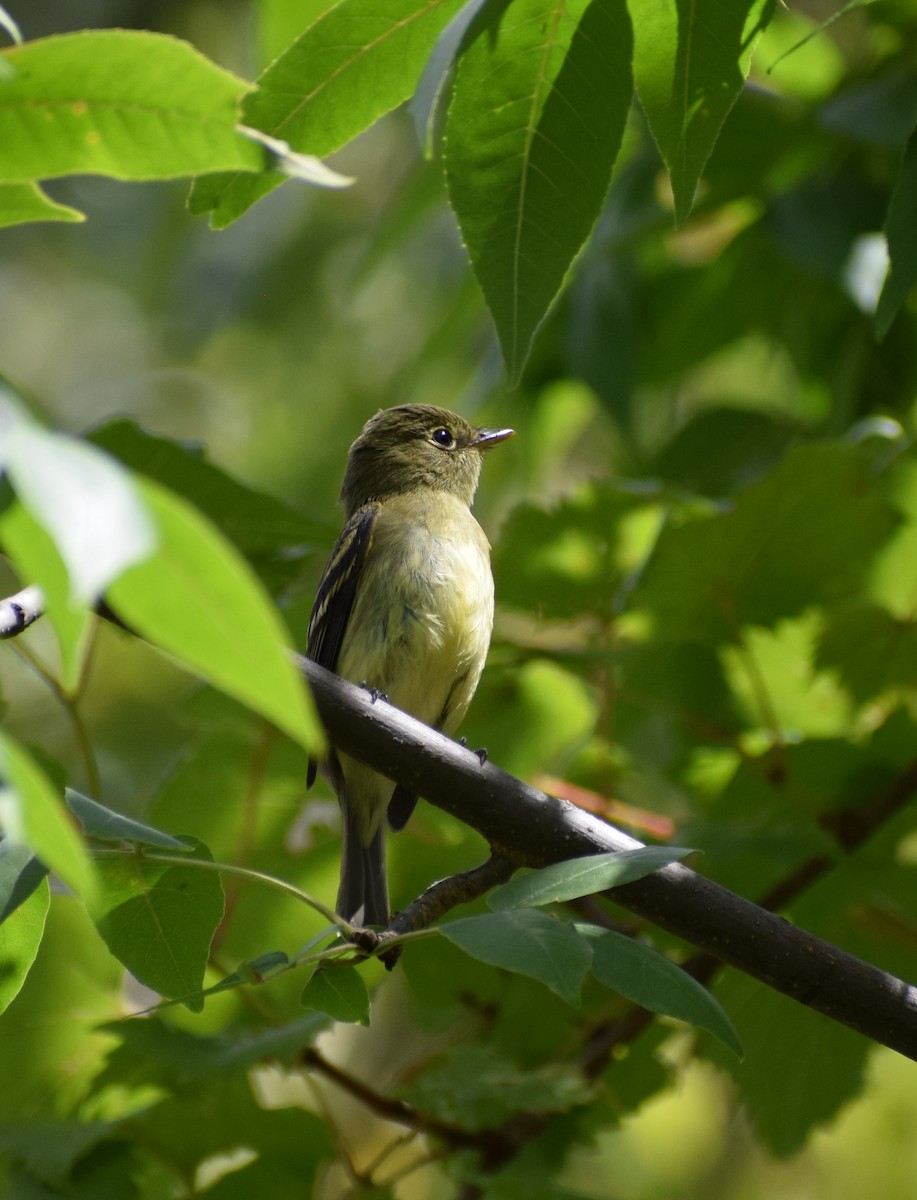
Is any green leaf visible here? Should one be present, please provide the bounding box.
[0,181,83,227]
[189,0,466,227]
[0,732,97,904]
[91,841,224,1008]
[630,0,775,225]
[0,842,48,924]
[87,418,321,596]
[440,909,593,1006]
[0,30,261,182]
[488,847,692,911]
[65,789,194,851]
[0,869,49,1015]
[578,925,743,1056]
[301,964,370,1024]
[0,502,94,690]
[105,478,321,753]
[0,1120,113,1189]
[445,0,633,382]
[0,391,156,604]
[876,125,917,338]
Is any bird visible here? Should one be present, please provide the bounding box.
[306,404,514,927]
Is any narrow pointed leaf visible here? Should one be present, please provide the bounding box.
[440,908,593,1005]
[488,847,692,911]
[0,182,83,228]
[630,0,775,225]
[445,0,633,382]
[876,126,917,338]
[190,0,466,227]
[66,790,194,851]
[0,30,261,182]
[579,925,743,1057]
[106,478,321,753]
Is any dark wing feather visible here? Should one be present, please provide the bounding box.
[306,503,379,788]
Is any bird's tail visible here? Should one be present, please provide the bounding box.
[337,800,389,927]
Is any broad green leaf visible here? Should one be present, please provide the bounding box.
[0,732,97,904]
[0,1120,113,1189]
[0,30,261,182]
[445,0,633,382]
[0,392,156,604]
[65,789,194,851]
[87,418,322,596]
[301,964,370,1024]
[410,0,492,156]
[578,924,742,1056]
[91,841,224,1008]
[256,0,336,67]
[440,909,593,1006]
[105,478,321,753]
[189,0,466,227]
[488,847,692,911]
[0,181,83,227]
[630,0,775,225]
[0,872,49,1015]
[0,503,94,690]
[876,126,917,338]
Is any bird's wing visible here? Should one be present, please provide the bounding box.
[306,503,380,788]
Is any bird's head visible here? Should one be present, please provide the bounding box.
[340,404,514,514]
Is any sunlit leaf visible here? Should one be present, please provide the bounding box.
[0,866,49,1015]
[488,848,691,911]
[0,181,83,228]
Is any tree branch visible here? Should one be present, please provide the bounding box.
[0,585,44,639]
[296,654,917,1061]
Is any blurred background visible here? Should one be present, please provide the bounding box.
[1,0,916,1197]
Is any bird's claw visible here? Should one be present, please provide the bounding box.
[358,681,388,704]
[459,737,488,766]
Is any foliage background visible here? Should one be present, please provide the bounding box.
[0,0,916,1197]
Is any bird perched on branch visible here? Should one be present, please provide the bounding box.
[306,404,514,926]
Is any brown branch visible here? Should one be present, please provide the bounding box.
[298,654,917,1061]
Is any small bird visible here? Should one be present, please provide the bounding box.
[306,404,514,926]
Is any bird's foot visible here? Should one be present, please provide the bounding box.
[358,681,388,704]
[459,736,488,766]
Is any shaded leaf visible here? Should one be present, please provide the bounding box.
[91,841,224,1008]
[446,0,633,381]
[0,732,97,904]
[301,964,370,1024]
[630,0,775,225]
[65,789,194,851]
[488,847,691,911]
[0,841,48,924]
[0,30,261,181]
[578,924,742,1056]
[105,478,321,752]
[876,125,917,338]
[440,909,593,1005]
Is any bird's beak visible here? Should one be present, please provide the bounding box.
[475,427,515,449]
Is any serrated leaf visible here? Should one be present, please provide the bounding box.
[0,391,156,604]
[105,478,321,753]
[65,789,194,851]
[578,925,743,1057]
[630,0,775,225]
[0,870,49,1015]
[488,847,691,911]
[0,181,83,227]
[440,908,593,1005]
[0,30,261,182]
[189,0,466,227]
[0,503,94,690]
[876,125,917,338]
[91,841,224,1008]
[0,732,97,904]
[301,965,370,1024]
[445,0,633,381]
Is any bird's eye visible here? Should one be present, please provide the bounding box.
[431,428,455,448]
